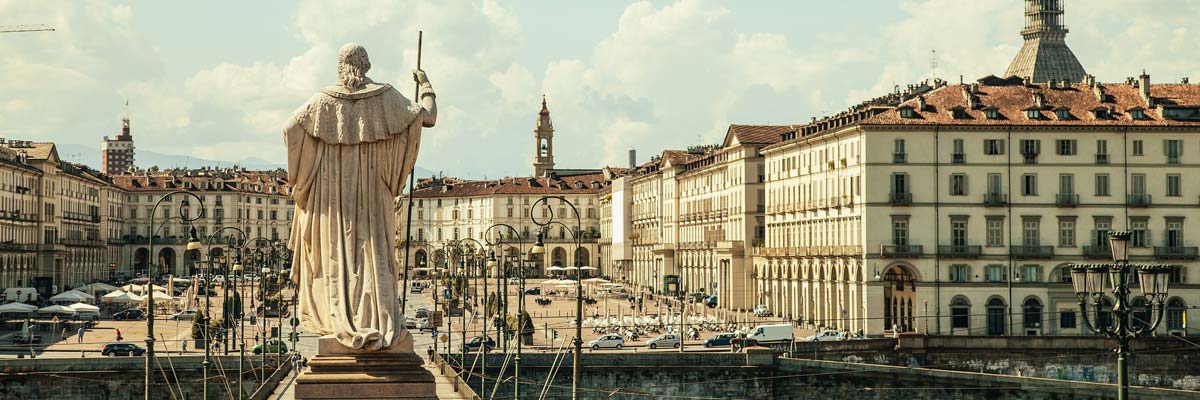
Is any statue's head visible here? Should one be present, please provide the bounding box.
[337,43,372,90]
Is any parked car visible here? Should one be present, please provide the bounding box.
[415,308,429,319]
[804,329,845,342]
[508,277,521,284]
[75,310,101,321]
[112,309,145,321]
[587,334,625,350]
[212,275,225,284]
[524,287,541,295]
[170,310,199,321]
[646,333,681,349]
[410,282,424,293]
[703,295,718,308]
[752,304,772,317]
[463,336,496,352]
[704,333,738,348]
[747,324,793,344]
[11,333,42,344]
[405,317,418,329]
[252,339,289,355]
[415,317,431,331]
[102,342,146,356]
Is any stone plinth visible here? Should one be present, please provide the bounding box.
[295,336,436,399]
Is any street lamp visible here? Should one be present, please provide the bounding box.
[1070,231,1172,400]
[529,196,583,400]
[456,237,486,394]
[484,223,524,400]
[203,226,248,400]
[145,190,205,400]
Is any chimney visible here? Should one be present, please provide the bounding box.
[1093,84,1106,102]
[1139,71,1152,106]
[916,95,927,111]
[1183,77,1190,84]
[1048,80,1057,89]
[1033,92,1046,109]
[628,148,636,169]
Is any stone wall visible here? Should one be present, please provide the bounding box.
[0,355,284,400]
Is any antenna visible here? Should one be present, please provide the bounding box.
[930,49,939,80]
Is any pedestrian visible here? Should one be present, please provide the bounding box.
[892,323,900,339]
[77,327,85,344]
[182,339,188,354]
[116,329,123,342]
[426,345,434,363]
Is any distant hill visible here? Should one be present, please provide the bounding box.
[54,143,434,178]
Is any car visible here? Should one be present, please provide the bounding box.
[410,282,424,293]
[752,304,772,317]
[415,308,429,319]
[463,336,496,353]
[415,317,431,331]
[405,317,418,329]
[112,309,145,321]
[102,342,146,356]
[508,277,521,284]
[212,275,226,284]
[11,334,42,344]
[704,333,738,348]
[524,287,541,295]
[804,329,845,342]
[703,295,718,308]
[170,310,199,321]
[587,334,625,350]
[252,339,289,354]
[747,324,793,344]
[646,334,681,349]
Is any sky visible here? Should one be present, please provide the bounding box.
[2,0,1199,179]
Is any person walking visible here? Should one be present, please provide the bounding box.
[77,327,85,344]
[182,339,188,354]
[116,329,123,342]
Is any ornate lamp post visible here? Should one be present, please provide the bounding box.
[456,237,486,393]
[485,224,524,399]
[145,191,204,400]
[528,196,583,400]
[203,226,248,400]
[1070,231,1172,400]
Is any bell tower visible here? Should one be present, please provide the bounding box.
[533,95,555,177]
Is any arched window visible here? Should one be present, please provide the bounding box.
[986,297,1007,335]
[1130,298,1149,331]
[1023,298,1043,331]
[1167,298,1186,331]
[951,297,970,330]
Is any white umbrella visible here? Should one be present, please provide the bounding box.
[37,304,77,316]
[108,292,145,303]
[583,278,611,284]
[67,302,100,312]
[0,302,37,314]
[102,290,129,299]
[578,266,597,270]
[546,266,567,272]
[76,282,120,293]
[49,290,92,303]
[147,291,174,301]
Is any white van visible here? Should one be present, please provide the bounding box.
[747,324,793,344]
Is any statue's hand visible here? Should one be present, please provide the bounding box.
[413,69,430,86]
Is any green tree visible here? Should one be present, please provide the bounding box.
[191,310,208,340]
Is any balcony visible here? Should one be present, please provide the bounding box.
[893,153,906,164]
[889,192,912,206]
[983,193,1007,207]
[61,238,105,248]
[881,244,923,258]
[1011,245,1054,259]
[0,243,38,252]
[951,153,965,164]
[1082,245,1112,260]
[1095,153,1109,164]
[1155,246,1199,260]
[1127,194,1152,208]
[1022,152,1038,164]
[1055,193,1079,207]
[939,245,982,259]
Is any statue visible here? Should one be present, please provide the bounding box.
[284,43,436,352]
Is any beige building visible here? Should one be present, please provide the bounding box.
[112,168,294,278]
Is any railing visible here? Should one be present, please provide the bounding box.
[881,244,923,258]
[893,153,906,163]
[1055,193,1079,207]
[1011,245,1054,259]
[0,243,38,251]
[983,193,1007,207]
[951,153,965,164]
[1154,246,1199,260]
[1022,152,1038,164]
[1127,194,1152,208]
[938,245,982,258]
[889,192,912,206]
[61,238,105,247]
[1082,245,1112,260]
[1095,153,1109,164]
[62,211,100,223]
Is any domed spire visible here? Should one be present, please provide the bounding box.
[539,94,550,116]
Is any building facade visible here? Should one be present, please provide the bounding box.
[101,116,135,175]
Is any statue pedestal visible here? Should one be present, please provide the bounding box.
[295,336,436,399]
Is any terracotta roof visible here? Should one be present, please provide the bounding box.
[410,173,612,199]
[10,142,56,161]
[112,169,291,195]
[862,81,1200,127]
[725,125,794,145]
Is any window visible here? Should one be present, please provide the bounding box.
[1022,219,1040,246]
[951,298,970,329]
[987,219,1004,247]
[950,174,967,196]
[1131,108,1147,120]
[1095,140,1108,164]
[984,139,1005,155]
[986,265,1006,282]
[1022,174,1037,196]
[1168,174,1182,197]
[1059,267,1073,283]
[892,219,909,246]
[1056,139,1077,156]
[1131,220,1149,247]
[1166,221,1184,248]
[1056,109,1071,120]
[1132,140,1144,156]
[1025,109,1041,120]
[1060,310,1077,329]
[1095,174,1110,196]
[985,107,1001,120]
[1167,299,1186,330]
[899,107,917,118]
[1022,265,1041,283]
[1131,174,1146,196]
[1023,298,1044,330]
[1166,139,1183,164]
[1020,139,1040,163]
[1059,174,1074,195]
[1059,220,1076,247]
[951,219,968,247]
[891,173,909,194]
[950,265,969,282]
[952,139,965,163]
[893,139,906,163]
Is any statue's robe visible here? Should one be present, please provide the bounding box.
[284,79,435,351]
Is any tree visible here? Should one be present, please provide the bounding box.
[191,310,208,340]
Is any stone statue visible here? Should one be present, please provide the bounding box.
[284,43,436,352]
